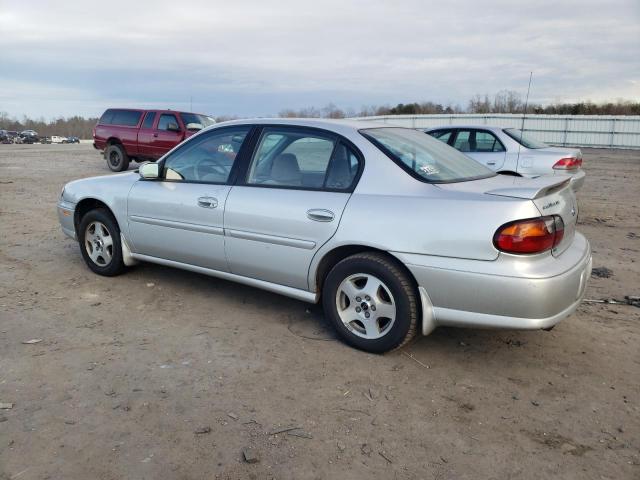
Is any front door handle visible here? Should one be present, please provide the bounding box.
[197,197,218,209]
[487,161,496,166]
[307,209,334,222]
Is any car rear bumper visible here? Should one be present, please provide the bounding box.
[57,200,76,240]
[394,232,592,334]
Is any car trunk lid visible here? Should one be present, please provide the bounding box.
[439,175,578,256]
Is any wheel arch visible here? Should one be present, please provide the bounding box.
[106,137,123,147]
[497,170,521,176]
[312,244,419,298]
[74,198,118,233]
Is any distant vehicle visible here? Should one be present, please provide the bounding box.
[93,108,216,172]
[64,136,80,144]
[40,136,52,144]
[51,135,68,144]
[0,130,9,143]
[59,119,591,353]
[424,126,585,191]
[6,131,18,143]
[19,130,39,144]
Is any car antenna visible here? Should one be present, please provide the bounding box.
[516,71,533,170]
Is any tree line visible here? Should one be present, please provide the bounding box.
[2,93,639,138]
[279,92,640,118]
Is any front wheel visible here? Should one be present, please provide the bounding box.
[78,209,127,276]
[105,144,130,172]
[322,252,418,353]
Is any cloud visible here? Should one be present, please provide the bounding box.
[1,0,638,118]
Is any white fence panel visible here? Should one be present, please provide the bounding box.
[352,114,640,149]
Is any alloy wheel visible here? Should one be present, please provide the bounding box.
[335,273,397,339]
[84,221,114,266]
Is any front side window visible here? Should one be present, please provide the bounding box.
[503,128,548,149]
[162,127,250,183]
[157,114,179,131]
[246,128,359,189]
[361,127,494,183]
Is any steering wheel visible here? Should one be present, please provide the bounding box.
[193,155,229,181]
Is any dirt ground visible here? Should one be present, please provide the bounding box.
[1,144,639,480]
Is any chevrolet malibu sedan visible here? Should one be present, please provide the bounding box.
[424,126,586,191]
[57,119,592,353]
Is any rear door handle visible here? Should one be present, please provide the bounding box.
[487,162,496,165]
[153,133,158,137]
[307,209,334,222]
[197,197,218,209]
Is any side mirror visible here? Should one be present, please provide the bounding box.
[139,162,159,179]
[185,122,203,131]
[167,122,181,132]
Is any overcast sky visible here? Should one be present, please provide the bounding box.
[1,0,639,119]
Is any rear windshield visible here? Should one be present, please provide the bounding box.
[503,128,548,149]
[99,109,142,127]
[361,127,495,183]
[180,113,216,131]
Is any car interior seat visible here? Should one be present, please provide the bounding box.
[268,153,302,186]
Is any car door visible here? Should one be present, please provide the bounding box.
[224,126,362,290]
[136,111,157,158]
[149,113,184,158]
[127,125,253,271]
[453,129,506,170]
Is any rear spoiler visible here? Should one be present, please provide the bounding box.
[485,177,571,200]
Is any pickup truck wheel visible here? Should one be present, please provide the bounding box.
[322,252,418,354]
[105,144,130,172]
[78,208,127,276]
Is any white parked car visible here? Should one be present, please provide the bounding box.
[51,136,68,144]
[424,126,585,191]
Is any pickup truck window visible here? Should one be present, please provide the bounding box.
[109,110,142,127]
[158,114,179,131]
[142,112,155,129]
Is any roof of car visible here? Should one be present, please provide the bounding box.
[213,117,395,132]
[424,125,510,132]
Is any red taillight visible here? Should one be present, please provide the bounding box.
[553,157,582,170]
[494,215,564,254]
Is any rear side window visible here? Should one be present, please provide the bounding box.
[142,112,156,129]
[474,130,505,152]
[100,109,142,126]
[362,127,494,183]
[246,127,359,190]
[428,129,453,143]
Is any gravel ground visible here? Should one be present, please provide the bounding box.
[1,144,639,480]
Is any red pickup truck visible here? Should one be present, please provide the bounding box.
[93,108,215,171]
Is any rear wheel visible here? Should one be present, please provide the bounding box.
[105,144,130,172]
[322,252,418,353]
[78,209,126,276]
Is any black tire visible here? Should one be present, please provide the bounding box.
[322,252,418,353]
[78,208,127,276]
[105,144,130,172]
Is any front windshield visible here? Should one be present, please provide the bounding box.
[361,127,495,183]
[503,128,548,149]
[180,113,216,131]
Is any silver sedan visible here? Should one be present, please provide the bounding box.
[58,119,592,353]
[424,125,586,191]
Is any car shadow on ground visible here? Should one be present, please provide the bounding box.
[125,261,543,360]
